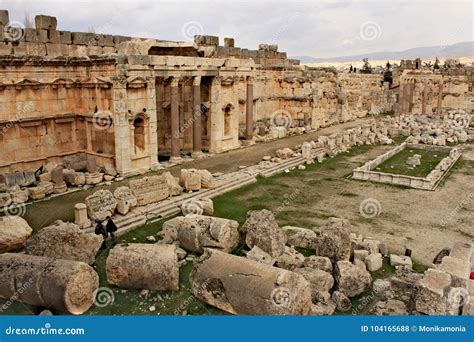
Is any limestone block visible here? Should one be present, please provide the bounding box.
[301,142,312,159]
[106,243,179,291]
[390,254,412,268]
[335,261,372,298]
[332,290,351,311]
[35,15,57,30]
[0,253,99,314]
[38,181,53,195]
[190,249,312,315]
[246,245,275,266]
[74,203,91,229]
[241,209,286,258]
[10,186,29,203]
[85,189,117,222]
[275,246,305,270]
[437,256,470,288]
[130,175,170,205]
[372,299,408,315]
[179,169,202,191]
[0,193,11,208]
[28,186,45,200]
[26,221,102,265]
[161,215,239,253]
[0,216,33,253]
[303,256,333,273]
[353,249,369,262]
[162,171,182,196]
[365,253,383,272]
[415,269,452,315]
[52,182,67,194]
[84,172,103,185]
[281,226,318,250]
[198,169,215,188]
[113,186,137,215]
[276,147,294,159]
[293,267,334,301]
[313,217,351,263]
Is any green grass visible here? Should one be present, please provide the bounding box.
[375,148,449,177]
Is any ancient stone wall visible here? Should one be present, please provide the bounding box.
[0,9,471,178]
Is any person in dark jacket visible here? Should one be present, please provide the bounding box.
[105,216,118,245]
[94,220,108,249]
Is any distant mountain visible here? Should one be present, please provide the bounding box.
[292,41,474,64]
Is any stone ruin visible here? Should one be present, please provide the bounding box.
[0,9,471,197]
[0,203,472,316]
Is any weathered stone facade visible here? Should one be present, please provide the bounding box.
[0,10,472,181]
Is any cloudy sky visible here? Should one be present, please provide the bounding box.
[2,0,473,57]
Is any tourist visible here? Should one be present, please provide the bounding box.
[106,216,118,245]
[94,220,108,250]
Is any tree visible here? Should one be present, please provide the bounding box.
[385,61,391,70]
[360,58,373,74]
[23,13,33,28]
[434,57,440,69]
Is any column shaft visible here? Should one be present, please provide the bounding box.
[192,76,202,156]
[170,78,180,159]
[245,77,254,140]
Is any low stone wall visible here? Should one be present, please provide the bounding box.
[352,143,461,190]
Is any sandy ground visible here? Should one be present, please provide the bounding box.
[241,142,474,267]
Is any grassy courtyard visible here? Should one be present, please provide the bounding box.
[375,148,449,177]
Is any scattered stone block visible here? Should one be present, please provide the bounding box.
[0,253,99,315]
[130,175,170,205]
[241,209,286,258]
[281,226,318,250]
[390,254,412,268]
[190,249,312,315]
[303,256,333,273]
[365,253,383,272]
[25,221,102,265]
[85,189,117,222]
[106,243,179,291]
[114,186,137,215]
[161,215,239,253]
[415,269,452,315]
[180,169,202,191]
[246,245,275,266]
[0,216,33,253]
[314,217,351,263]
[335,260,372,298]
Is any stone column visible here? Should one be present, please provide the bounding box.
[146,77,160,169]
[192,76,203,157]
[421,80,428,115]
[170,77,181,161]
[245,77,254,141]
[396,82,404,115]
[112,75,132,175]
[436,80,444,116]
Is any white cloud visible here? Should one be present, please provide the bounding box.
[2,0,472,57]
